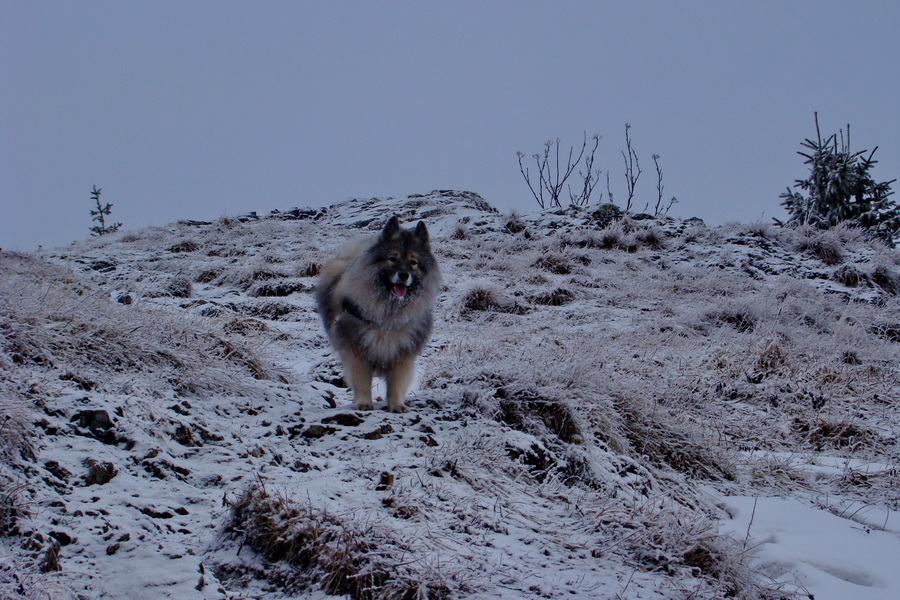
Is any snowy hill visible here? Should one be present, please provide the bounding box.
[2,191,899,599]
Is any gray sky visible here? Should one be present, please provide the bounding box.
[3,1,899,251]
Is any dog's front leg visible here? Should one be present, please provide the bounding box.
[343,352,374,410]
[385,357,415,413]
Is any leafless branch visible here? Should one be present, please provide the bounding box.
[517,152,545,209]
[653,154,664,216]
[568,134,603,207]
[622,123,642,213]
[517,133,601,209]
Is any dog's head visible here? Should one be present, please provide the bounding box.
[371,215,435,301]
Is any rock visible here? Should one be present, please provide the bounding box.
[44,461,72,483]
[49,530,74,546]
[301,424,335,439]
[90,259,116,272]
[70,409,116,444]
[321,413,365,427]
[171,423,204,447]
[83,458,117,486]
[362,424,394,440]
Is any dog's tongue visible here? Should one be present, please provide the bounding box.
[392,284,408,298]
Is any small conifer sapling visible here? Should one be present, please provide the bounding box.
[89,185,122,236]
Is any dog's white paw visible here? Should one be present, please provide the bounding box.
[387,404,409,414]
[356,402,374,411]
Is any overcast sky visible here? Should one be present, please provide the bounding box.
[3,1,899,250]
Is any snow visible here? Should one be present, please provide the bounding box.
[2,190,899,599]
[720,495,900,599]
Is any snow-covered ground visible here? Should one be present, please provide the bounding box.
[2,191,899,599]
[721,492,900,599]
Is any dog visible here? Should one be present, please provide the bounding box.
[316,215,440,412]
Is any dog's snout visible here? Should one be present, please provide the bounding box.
[395,271,413,285]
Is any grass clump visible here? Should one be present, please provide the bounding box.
[795,229,845,265]
[223,485,454,599]
[168,240,200,253]
[533,254,572,274]
[615,397,735,481]
[460,287,528,316]
[494,387,583,445]
[530,287,575,306]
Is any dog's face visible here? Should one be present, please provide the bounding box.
[370,216,435,302]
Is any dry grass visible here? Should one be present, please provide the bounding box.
[617,503,770,599]
[224,484,455,599]
[614,394,736,481]
[0,397,29,538]
[460,286,528,315]
[0,252,273,397]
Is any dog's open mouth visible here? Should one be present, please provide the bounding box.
[392,284,408,299]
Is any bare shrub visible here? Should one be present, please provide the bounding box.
[621,123,642,212]
[517,133,602,209]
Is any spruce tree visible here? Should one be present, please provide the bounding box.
[778,113,898,246]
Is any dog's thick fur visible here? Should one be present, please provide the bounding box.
[316,216,440,412]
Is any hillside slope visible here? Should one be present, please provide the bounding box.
[2,191,899,599]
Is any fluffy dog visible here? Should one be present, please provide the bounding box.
[316,216,440,412]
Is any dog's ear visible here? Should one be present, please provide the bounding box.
[414,221,430,247]
[382,215,401,239]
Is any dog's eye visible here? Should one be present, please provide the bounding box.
[409,260,418,268]
[387,256,398,264]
